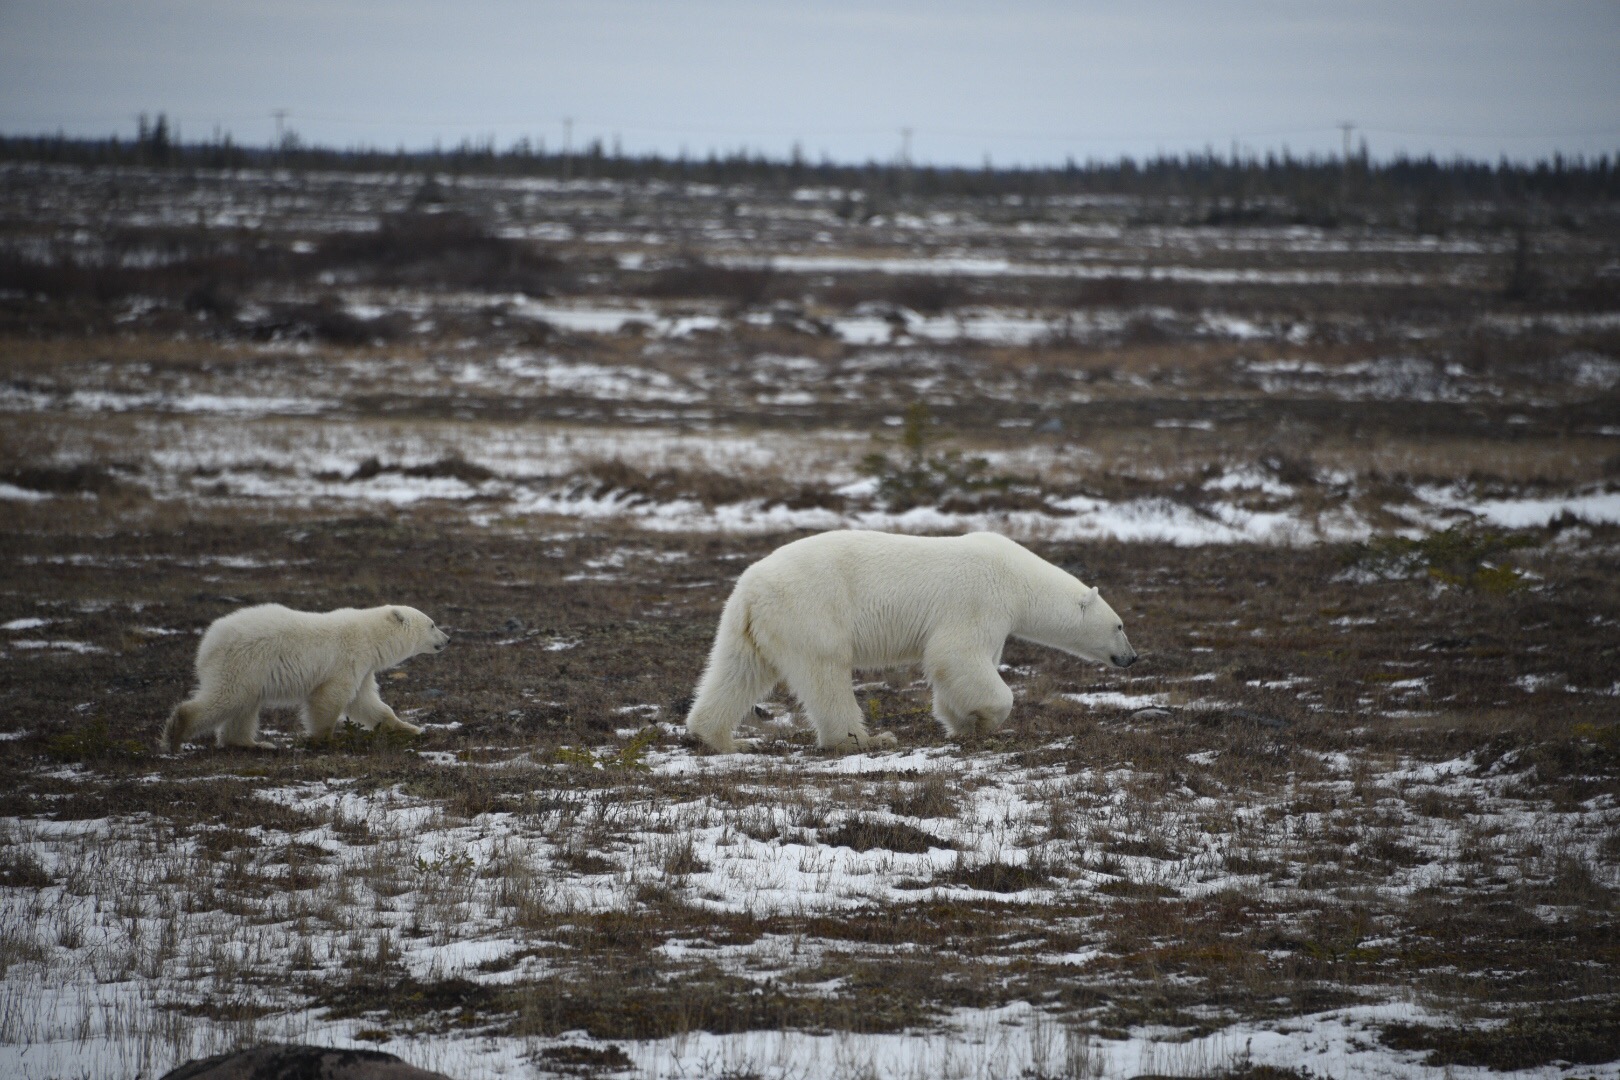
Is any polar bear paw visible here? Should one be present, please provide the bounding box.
[377,715,425,736]
[831,730,897,753]
[693,733,764,754]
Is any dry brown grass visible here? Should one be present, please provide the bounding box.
[2,162,1618,1077]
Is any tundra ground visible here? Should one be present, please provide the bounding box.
[1,162,1617,1079]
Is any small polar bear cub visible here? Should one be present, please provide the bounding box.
[686,530,1137,753]
[164,603,450,751]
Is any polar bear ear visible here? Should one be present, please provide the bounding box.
[1080,585,1099,608]
[391,608,406,624]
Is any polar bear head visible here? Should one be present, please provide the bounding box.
[1072,586,1137,668]
[381,605,451,663]
[1018,575,1138,669]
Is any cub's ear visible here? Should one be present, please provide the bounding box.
[392,608,406,624]
[1080,585,1099,608]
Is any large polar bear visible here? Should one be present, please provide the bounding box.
[164,604,450,750]
[686,530,1137,752]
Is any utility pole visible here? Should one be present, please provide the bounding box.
[562,116,573,180]
[1337,121,1356,212]
[898,127,913,200]
[272,109,289,149]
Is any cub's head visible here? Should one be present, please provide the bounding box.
[388,606,451,657]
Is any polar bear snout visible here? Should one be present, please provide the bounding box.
[1111,650,1138,668]
[430,629,450,652]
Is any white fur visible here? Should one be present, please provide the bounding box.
[686,530,1138,753]
[163,604,450,750]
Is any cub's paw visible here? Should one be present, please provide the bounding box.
[830,730,898,753]
[378,716,425,736]
[690,734,762,754]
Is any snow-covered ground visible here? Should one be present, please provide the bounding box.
[7,409,1618,544]
[3,731,1614,1080]
[3,157,1616,1080]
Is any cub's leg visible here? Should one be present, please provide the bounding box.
[777,653,898,752]
[163,697,205,751]
[164,693,233,751]
[165,690,258,750]
[346,673,423,735]
[215,697,273,750]
[302,678,358,742]
[928,657,1015,738]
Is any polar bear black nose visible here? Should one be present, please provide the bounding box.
[1113,653,1137,668]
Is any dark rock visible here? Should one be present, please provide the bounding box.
[159,1044,456,1080]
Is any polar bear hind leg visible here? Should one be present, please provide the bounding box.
[346,673,423,735]
[163,699,198,751]
[162,698,208,751]
[686,624,781,753]
[302,678,357,742]
[929,658,1014,738]
[217,701,273,749]
[776,652,897,752]
[165,688,265,750]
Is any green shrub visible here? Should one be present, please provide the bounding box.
[45,718,148,763]
[552,725,658,771]
[1347,524,1537,591]
[859,402,1020,510]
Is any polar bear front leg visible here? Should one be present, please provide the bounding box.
[779,654,898,752]
[929,658,1015,738]
[346,673,424,735]
[303,678,358,742]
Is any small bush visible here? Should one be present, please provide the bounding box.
[553,726,657,771]
[1382,1006,1620,1070]
[942,853,1051,893]
[570,460,759,508]
[317,210,563,293]
[820,817,953,854]
[1,464,122,496]
[44,719,147,763]
[250,298,405,346]
[343,456,495,484]
[0,851,50,888]
[860,402,1026,511]
[1346,524,1537,591]
[637,256,775,307]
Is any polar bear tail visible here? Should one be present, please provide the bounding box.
[686,600,778,752]
[162,700,199,753]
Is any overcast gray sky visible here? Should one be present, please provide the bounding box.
[2,1,1617,165]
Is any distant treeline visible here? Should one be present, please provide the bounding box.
[3,117,1617,211]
